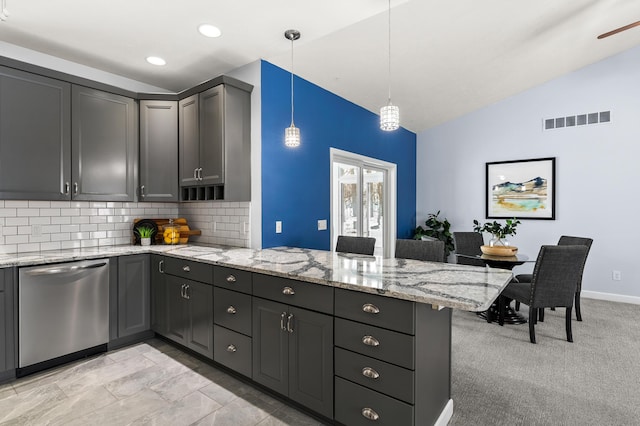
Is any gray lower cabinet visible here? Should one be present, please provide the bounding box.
[117,255,151,338]
[150,255,167,335]
[0,268,16,382]
[0,66,71,200]
[252,297,334,419]
[139,100,178,202]
[72,85,137,201]
[164,274,214,359]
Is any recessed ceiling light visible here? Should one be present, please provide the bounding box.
[146,56,166,66]
[198,24,222,38]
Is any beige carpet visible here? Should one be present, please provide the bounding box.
[448,298,640,425]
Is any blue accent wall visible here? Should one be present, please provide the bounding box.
[261,60,416,250]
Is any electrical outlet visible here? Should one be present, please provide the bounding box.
[318,219,327,231]
[612,270,622,281]
[276,221,282,234]
[32,224,42,237]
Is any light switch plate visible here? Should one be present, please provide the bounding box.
[276,221,282,234]
[317,219,327,231]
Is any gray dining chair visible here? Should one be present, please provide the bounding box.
[452,232,485,267]
[515,235,593,321]
[498,245,589,343]
[395,239,445,262]
[335,235,376,256]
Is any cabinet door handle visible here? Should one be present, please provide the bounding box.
[185,285,190,300]
[361,408,380,421]
[362,367,380,380]
[282,286,295,296]
[73,182,79,195]
[362,335,380,347]
[158,260,164,273]
[280,312,287,331]
[193,168,198,180]
[199,168,203,180]
[183,265,190,272]
[140,185,145,198]
[226,306,237,314]
[64,182,70,194]
[226,344,237,353]
[287,313,294,333]
[362,303,380,314]
[226,275,237,282]
[180,284,185,298]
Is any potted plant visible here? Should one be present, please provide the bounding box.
[473,217,521,247]
[135,225,156,246]
[413,211,455,258]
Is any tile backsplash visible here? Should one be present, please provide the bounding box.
[0,200,251,254]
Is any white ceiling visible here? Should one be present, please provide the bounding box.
[1,0,639,133]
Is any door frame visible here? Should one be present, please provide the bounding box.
[330,148,397,258]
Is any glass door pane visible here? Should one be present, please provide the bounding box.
[363,168,384,255]
[338,163,359,237]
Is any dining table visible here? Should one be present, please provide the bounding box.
[456,252,533,324]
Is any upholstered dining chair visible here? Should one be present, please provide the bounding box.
[452,232,485,267]
[515,235,593,321]
[498,245,589,343]
[335,235,376,256]
[395,239,445,262]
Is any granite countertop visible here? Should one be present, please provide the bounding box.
[0,244,513,312]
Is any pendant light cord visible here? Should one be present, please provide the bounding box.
[290,36,295,126]
[387,0,392,104]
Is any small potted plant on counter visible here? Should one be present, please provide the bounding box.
[413,210,455,258]
[135,225,156,246]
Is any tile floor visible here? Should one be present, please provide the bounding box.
[0,339,324,425]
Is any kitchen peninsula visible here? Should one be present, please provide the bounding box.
[1,244,513,425]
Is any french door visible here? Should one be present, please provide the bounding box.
[330,149,396,257]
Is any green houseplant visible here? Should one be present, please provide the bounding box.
[473,218,521,246]
[413,211,455,257]
[135,225,156,246]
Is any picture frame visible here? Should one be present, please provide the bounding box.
[485,157,555,220]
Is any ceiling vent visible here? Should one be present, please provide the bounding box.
[543,111,610,130]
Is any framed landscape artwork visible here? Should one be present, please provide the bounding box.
[485,157,556,220]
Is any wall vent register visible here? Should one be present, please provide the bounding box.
[543,111,610,130]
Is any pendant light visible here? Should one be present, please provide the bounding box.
[284,29,301,148]
[380,0,399,131]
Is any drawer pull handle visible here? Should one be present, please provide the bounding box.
[361,408,380,421]
[226,306,237,314]
[362,367,380,379]
[362,303,380,314]
[282,286,295,296]
[362,335,380,347]
[226,344,237,353]
[226,274,237,282]
[182,265,191,272]
[158,260,164,273]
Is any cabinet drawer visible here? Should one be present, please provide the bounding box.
[252,274,333,314]
[335,318,414,369]
[213,325,252,378]
[335,377,414,426]
[214,266,252,294]
[164,257,213,283]
[213,287,251,336]
[335,288,415,334]
[335,348,414,404]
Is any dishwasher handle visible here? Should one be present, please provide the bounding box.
[23,262,108,276]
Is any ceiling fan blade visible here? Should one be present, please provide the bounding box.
[597,20,640,39]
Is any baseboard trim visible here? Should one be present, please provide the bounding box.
[435,399,454,426]
[582,290,640,305]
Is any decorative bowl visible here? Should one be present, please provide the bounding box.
[480,245,518,257]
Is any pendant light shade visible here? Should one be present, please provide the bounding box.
[380,0,399,131]
[284,29,301,148]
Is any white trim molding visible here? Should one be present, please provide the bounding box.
[582,290,640,305]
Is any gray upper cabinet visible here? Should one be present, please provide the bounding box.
[179,82,251,201]
[139,100,179,202]
[0,66,71,200]
[72,85,137,201]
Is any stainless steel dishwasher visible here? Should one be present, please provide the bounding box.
[18,259,109,376]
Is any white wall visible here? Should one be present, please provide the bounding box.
[417,45,640,302]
